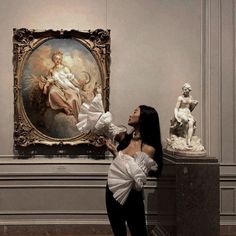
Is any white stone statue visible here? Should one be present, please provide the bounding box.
[166,83,206,156]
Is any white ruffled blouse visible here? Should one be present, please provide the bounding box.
[76,94,126,139]
[108,151,158,205]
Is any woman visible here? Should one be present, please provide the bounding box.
[106,105,163,236]
[43,51,83,122]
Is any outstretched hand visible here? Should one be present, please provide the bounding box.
[106,139,117,157]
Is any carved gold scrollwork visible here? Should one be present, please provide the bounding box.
[13,87,18,103]
[14,119,35,146]
[90,29,110,45]
[14,28,34,44]
[13,28,34,62]
[86,133,106,147]
[90,29,110,62]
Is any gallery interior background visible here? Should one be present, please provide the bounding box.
[0,0,235,231]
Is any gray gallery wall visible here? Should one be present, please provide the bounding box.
[0,0,235,228]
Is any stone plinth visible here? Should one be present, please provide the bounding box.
[161,152,220,236]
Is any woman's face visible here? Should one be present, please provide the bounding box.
[128,107,140,126]
[52,54,62,65]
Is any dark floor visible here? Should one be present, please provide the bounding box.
[0,226,235,236]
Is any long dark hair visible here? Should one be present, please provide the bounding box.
[117,105,163,176]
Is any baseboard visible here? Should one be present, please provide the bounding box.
[220,225,236,236]
[0,223,176,236]
[0,224,112,236]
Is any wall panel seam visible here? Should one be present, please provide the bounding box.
[0,185,173,189]
[0,220,111,225]
[0,211,108,215]
[219,0,223,162]
[221,213,236,216]
[0,211,172,216]
[0,220,162,226]
[201,0,206,145]
[220,185,223,212]
[220,163,236,166]
[234,0,236,164]
[220,187,236,189]
[220,178,236,181]
[207,0,211,155]
[234,187,236,213]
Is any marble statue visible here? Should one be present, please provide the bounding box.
[166,83,206,156]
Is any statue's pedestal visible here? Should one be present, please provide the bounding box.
[154,152,220,236]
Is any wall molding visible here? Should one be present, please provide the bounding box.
[0,219,110,225]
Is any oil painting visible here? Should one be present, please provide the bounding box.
[13,29,110,154]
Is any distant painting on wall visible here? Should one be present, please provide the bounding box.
[13,28,110,155]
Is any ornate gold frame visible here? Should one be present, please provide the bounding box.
[13,28,110,155]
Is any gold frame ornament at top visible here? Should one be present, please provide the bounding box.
[13,28,110,155]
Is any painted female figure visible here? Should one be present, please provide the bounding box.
[41,51,83,123]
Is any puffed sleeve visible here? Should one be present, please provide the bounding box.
[76,94,104,133]
[134,151,158,175]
